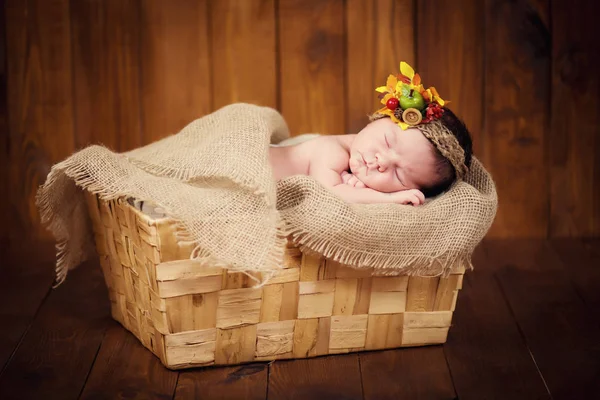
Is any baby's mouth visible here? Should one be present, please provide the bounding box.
[361,154,378,176]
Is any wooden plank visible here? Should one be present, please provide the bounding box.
[443,244,550,399]
[279,0,345,135]
[211,0,276,110]
[360,347,456,399]
[268,355,362,400]
[490,240,600,398]
[0,0,9,261]
[483,0,550,237]
[175,364,267,400]
[140,0,212,145]
[550,239,600,312]
[79,325,178,400]
[549,0,600,236]
[5,0,75,240]
[346,0,415,133]
[0,263,54,371]
[581,238,600,259]
[71,0,142,151]
[417,0,485,156]
[0,262,110,399]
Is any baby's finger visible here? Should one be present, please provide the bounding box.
[413,189,425,204]
[408,194,420,206]
[413,194,423,206]
[355,181,366,188]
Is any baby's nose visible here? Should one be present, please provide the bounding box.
[376,153,390,171]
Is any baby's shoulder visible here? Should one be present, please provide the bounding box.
[302,135,350,172]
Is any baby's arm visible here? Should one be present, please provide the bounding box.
[311,167,423,205]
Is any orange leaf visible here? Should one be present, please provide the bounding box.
[386,75,398,90]
[413,73,421,86]
[397,74,412,84]
[423,89,432,102]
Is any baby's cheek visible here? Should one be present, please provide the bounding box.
[371,174,400,193]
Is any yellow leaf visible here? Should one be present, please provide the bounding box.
[400,62,415,80]
[430,86,440,98]
[398,121,409,130]
[435,96,445,106]
[375,86,388,93]
[378,107,392,115]
[395,81,404,94]
[386,75,398,89]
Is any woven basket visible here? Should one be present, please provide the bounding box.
[84,192,464,370]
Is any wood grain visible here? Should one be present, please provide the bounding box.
[490,240,600,398]
[0,262,110,399]
[483,0,551,237]
[279,0,345,136]
[549,0,600,236]
[346,0,415,133]
[444,245,550,399]
[0,262,54,371]
[79,325,179,400]
[360,347,456,399]
[548,238,600,317]
[417,0,485,156]
[0,0,8,261]
[140,0,212,145]
[269,354,363,400]
[211,0,276,110]
[4,0,75,241]
[2,0,599,241]
[71,0,142,151]
[175,364,267,400]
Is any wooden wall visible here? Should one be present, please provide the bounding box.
[1,0,599,256]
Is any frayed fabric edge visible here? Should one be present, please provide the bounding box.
[287,226,475,278]
[36,154,288,288]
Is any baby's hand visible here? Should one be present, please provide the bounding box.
[340,171,366,188]
[390,189,425,206]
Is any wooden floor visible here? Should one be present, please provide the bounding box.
[0,239,599,400]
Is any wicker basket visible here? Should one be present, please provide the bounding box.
[84,192,464,370]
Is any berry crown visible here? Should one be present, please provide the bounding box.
[374,61,449,130]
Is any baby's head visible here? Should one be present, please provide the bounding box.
[349,108,472,197]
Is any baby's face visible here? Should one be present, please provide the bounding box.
[349,118,438,193]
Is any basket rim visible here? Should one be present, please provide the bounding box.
[117,196,175,225]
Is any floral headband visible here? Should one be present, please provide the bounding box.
[371,61,468,179]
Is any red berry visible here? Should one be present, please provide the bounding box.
[386,98,399,110]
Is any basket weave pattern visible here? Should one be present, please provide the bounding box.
[85,193,464,369]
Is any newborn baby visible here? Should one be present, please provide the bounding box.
[269,108,472,205]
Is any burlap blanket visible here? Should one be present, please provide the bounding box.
[37,103,497,286]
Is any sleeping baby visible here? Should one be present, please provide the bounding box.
[269,62,472,205]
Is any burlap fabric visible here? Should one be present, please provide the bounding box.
[277,157,496,276]
[37,103,497,286]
